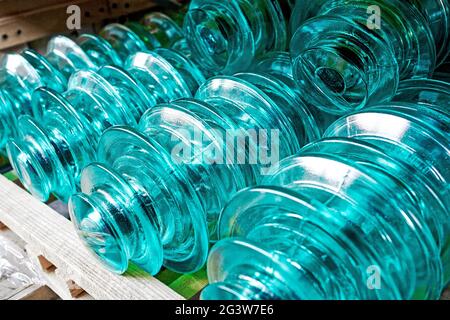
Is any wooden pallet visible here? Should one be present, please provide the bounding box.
[0,0,181,50]
[0,157,207,300]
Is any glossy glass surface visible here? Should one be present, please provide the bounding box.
[68,73,321,275]
[290,0,448,114]
[7,50,192,202]
[203,103,449,300]
[253,51,339,134]
[46,35,98,79]
[183,0,290,74]
[0,51,67,151]
[393,78,450,114]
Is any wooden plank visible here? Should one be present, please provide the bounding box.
[9,284,59,300]
[0,174,184,300]
[0,1,70,18]
[26,244,93,300]
[0,0,162,50]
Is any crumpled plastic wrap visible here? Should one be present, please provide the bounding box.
[0,234,44,299]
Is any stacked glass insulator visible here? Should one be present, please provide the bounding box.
[202,80,450,300]
[0,2,447,301]
[0,12,196,153]
[289,0,450,114]
[68,72,321,275]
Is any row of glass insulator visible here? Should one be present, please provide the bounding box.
[0,6,339,276]
[183,0,450,113]
[0,12,196,151]
[1,15,343,277]
[63,66,330,275]
[202,79,450,300]
[0,0,448,300]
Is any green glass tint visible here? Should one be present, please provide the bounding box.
[290,0,449,114]
[85,12,188,67]
[0,50,67,151]
[203,103,449,300]
[68,73,321,276]
[253,51,339,134]
[1,12,200,154]
[7,50,193,203]
[183,0,292,74]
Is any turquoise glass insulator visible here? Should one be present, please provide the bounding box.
[7,49,192,202]
[76,33,123,67]
[141,11,187,52]
[393,78,450,113]
[153,48,206,94]
[99,23,149,63]
[183,0,291,74]
[325,103,450,284]
[1,13,195,155]
[408,0,450,65]
[75,12,185,67]
[21,49,67,91]
[7,69,136,202]
[253,51,339,134]
[46,35,98,80]
[68,72,321,276]
[0,90,15,151]
[290,0,448,115]
[0,51,66,151]
[289,0,327,33]
[291,0,450,65]
[203,103,448,300]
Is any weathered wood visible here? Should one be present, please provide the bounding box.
[0,1,71,18]
[9,284,59,300]
[26,244,92,300]
[0,174,184,300]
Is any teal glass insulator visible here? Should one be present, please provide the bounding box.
[325,103,450,284]
[7,70,135,202]
[77,33,123,67]
[141,12,185,49]
[0,90,15,152]
[232,72,320,145]
[0,53,43,113]
[124,50,193,100]
[99,15,185,64]
[203,142,444,300]
[99,23,149,63]
[253,51,339,134]
[0,51,66,150]
[203,103,448,300]
[68,72,320,276]
[289,0,327,33]
[154,48,206,94]
[7,49,194,202]
[290,0,446,115]
[183,0,291,74]
[409,0,450,65]
[45,35,98,80]
[21,49,67,91]
[393,78,450,113]
[77,12,192,68]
